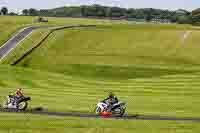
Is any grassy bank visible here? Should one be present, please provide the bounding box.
[1,24,200,117]
[0,65,200,117]
[16,24,200,73]
[1,20,200,132]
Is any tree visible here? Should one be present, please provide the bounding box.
[22,9,29,16]
[126,8,136,18]
[105,7,111,17]
[145,14,153,22]
[177,16,191,24]
[94,5,106,17]
[8,12,18,16]
[29,8,38,16]
[135,9,145,19]
[191,8,200,25]
[39,9,50,16]
[20,5,193,24]
[1,7,8,15]
[144,8,153,21]
[109,7,125,17]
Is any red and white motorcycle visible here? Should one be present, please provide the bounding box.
[95,101,126,116]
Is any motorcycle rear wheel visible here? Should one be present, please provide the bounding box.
[120,107,126,116]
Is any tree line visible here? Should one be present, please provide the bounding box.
[1,5,200,25]
[21,5,200,24]
[0,6,18,16]
[191,8,200,25]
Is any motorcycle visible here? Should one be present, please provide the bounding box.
[95,101,126,116]
[3,95,31,111]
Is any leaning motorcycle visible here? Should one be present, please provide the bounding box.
[3,95,31,111]
[95,101,126,116]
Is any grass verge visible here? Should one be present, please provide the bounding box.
[0,113,200,133]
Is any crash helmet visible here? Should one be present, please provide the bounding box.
[17,88,22,91]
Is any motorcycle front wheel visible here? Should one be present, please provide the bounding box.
[119,107,126,116]
[17,101,28,110]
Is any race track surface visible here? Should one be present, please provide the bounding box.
[1,108,200,122]
[0,26,47,59]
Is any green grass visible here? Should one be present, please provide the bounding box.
[1,21,200,132]
[0,113,200,133]
[16,24,200,73]
[0,64,200,132]
[1,24,200,118]
[1,65,200,118]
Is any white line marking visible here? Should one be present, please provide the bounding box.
[0,28,34,62]
[0,26,31,49]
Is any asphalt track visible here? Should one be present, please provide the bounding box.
[0,26,49,60]
[1,108,200,122]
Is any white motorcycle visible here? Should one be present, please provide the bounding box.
[95,101,126,116]
[3,95,31,111]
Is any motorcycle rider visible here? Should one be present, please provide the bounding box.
[4,87,31,110]
[102,93,119,111]
[15,88,24,98]
[6,88,24,105]
[6,88,23,101]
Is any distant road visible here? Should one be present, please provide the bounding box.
[0,26,48,60]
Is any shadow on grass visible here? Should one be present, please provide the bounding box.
[59,64,196,80]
